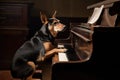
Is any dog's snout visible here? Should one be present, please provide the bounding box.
[62,24,66,32]
[62,24,65,29]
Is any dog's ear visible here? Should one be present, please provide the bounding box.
[52,10,57,18]
[40,12,48,24]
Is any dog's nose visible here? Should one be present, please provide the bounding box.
[63,24,66,28]
[61,24,66,32]
[60,23,65,27]
[62,24,66,29]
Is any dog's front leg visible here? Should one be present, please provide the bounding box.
[43,48,67,60]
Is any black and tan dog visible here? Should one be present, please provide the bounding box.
[11,11,67,80]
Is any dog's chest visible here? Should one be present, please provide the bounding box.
[43,42,54,51]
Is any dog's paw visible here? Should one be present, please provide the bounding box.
[55,48,67,53]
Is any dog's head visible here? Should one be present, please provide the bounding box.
[40,11,65,37]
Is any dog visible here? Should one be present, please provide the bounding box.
[11,11,67,80]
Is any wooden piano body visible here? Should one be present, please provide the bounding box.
[52,26,120,80]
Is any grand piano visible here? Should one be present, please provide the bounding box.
[52,25,120,80]
[51,1,120,80]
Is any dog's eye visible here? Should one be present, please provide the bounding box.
[54,22,59,25]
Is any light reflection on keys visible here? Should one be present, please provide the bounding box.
[58,44,68,61]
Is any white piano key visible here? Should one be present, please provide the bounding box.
[58,52,68,61]
[58,44,64,48]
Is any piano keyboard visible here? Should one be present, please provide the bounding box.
[57,44,80,61]
[57,44,68,61]
[58,52,69,61]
